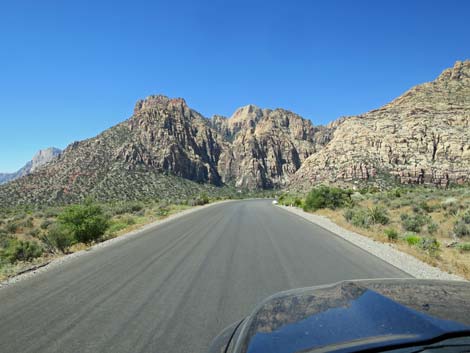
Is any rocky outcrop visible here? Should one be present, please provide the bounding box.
[0,147,61,185]
[214,105,330,188]
[1,61,469,205]
[0,95,328,205]
[291,60,470,190]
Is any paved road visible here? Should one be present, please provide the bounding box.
[0,200,409,353]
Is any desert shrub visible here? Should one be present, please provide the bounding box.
[401,213,430,233]
[343,208,354,222]
[44,208,59,218]
[351,209,371,229]
[58,202,109,244]
[457,242,470,252]
[387,188,403,198]
[112,202,144,215]
[28,228,41,238]
[12,213,26,221]
[384,228,398,241]
[418,237,440,256]
[454,221,470,238]
[107,221,128,235]
[156,206,169,217]
[199,193,210,205]
[43,224,75,254]
[293,198,303,208]
[405,233,421,246]
[0,228,8,239]
[5,221,19,233]
[21,217,34,229]
[427,222,438,235]
[121,215,136,225]
[303,186,351,211]
[40,219,53,230]
[368,206,389,225]
[459,210,470,224]
[350,192,365,203]
[1,239,43,263]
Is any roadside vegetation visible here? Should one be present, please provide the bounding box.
[279,185,470,279]
[0,189,275,280]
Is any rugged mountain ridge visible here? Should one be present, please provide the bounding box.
[0,147,61,185]
[291,60,470,190]
[0,96,322,205]
[1,61,469,206]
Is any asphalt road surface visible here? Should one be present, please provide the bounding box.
[0,200,409,353]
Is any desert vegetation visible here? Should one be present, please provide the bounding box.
[0,189,275,280]
[279,185,470,279]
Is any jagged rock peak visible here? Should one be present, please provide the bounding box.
[134,95,188,114]
[437,60,470,82]
[31,147,62,172]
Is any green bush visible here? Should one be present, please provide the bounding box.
[401,213,430,233]
[58,202,109,244]
[156,206,169,217]
[21,217,34,229]
[418,237,440,256]
[199,193,210,205]
[457,242,470,252]
[419,201,433,213]
[28,228,41,238]
[351,209,371,229]
[427,222,438,235]
[43,224,75,254]
[343,209,354,222]
[112,202,144,215]
[5,222,19,233]
[384,228,398,241]
[303,186,351,212]
[405,233,421,246]
[1,239,43,263]
[107,221,128,235]
[461,210,470,224]
[40,219,53,230]
[368,206,389,225]
[454,221,470,238]
[122,215,136,225]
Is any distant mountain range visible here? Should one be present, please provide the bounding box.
[0,147,61,185]
[0,60,469,206]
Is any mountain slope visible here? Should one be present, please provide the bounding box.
[0,147,61,185]
[291,60,470,189]
[0,96,324,206]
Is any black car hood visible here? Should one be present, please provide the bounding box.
[215,279,470,353]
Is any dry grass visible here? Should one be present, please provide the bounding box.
[314,187,470,280]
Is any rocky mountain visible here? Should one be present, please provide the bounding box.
[290,60,470,190]
[0,96,322,206]
[0,147,61,185]
[1,61,469,206]
[211,105,331,188]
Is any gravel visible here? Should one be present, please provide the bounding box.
[279,205,466,281]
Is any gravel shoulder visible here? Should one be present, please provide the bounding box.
[278,205,466,281]
[0,200,234,289]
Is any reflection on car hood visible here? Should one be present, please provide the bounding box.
[233,279,470,353]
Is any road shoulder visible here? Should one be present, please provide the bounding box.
[278,205,465,281]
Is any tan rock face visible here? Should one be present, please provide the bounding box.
[213,106,330,188]
[1,61,469,205]
[291,60,470,190]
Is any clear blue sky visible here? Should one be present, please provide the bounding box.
[1,0,469,172]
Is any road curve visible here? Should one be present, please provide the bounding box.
[0,199,409,353]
